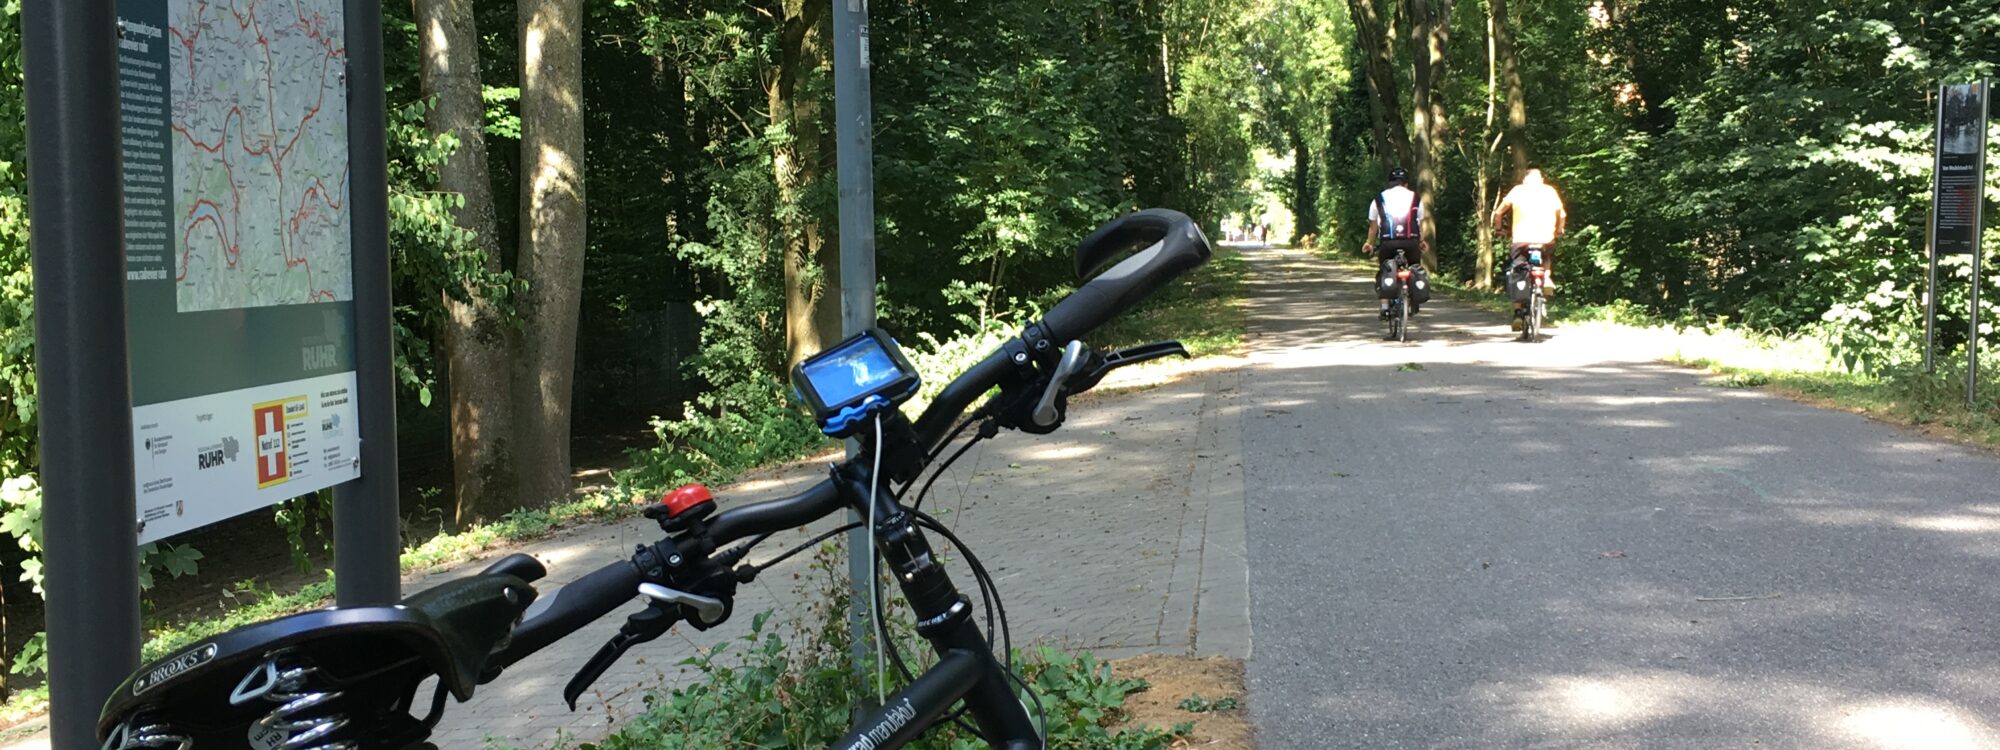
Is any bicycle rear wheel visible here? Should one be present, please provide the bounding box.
[1526,293,1543,341]
[1397,290,1411,343]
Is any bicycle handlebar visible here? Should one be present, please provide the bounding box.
[488,559,642,672]
[1042,209,1212,344]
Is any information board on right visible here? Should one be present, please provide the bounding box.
[1933,82,1988,257]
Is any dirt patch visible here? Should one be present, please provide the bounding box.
[1112,654,1253,749]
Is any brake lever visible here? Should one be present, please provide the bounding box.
[562,603,677,710]
[1068,340,1188,392]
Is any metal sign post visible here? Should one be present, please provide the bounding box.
[1966,81,1989,406]
[24,1,143,744]
[832,0,881,691]
[334,0,402,605]
[1926,159,1940,375]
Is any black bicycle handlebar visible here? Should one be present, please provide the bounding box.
[488,559,642,671]
[1043,208,1212,343]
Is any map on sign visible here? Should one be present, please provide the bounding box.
[169,0,351,312]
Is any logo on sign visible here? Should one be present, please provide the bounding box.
[253,400,297,488]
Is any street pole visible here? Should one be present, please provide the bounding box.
[832,0,880,693]
[23,0,142,744]
[1926,84,1948,376]
[333,0,402,605]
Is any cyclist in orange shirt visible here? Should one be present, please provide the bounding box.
[1491,168,1567,330]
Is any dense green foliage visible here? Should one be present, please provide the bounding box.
[606,0,1269,488]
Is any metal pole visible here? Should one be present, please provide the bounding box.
[1969,79,1990,406]
[333,0,401,605]
[1927,84,1946,375]
[23,0,142,743]
[832,0,880,689]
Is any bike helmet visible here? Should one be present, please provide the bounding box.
[1388,167,1410,184]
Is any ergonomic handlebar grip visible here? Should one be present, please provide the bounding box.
[486,560,643,671]
[1041,209,1213,343]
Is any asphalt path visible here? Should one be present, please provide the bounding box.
[1239,245,2000,749]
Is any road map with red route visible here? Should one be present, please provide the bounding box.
[170,0,351,312]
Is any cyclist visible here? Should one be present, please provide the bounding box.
[1361,167,1428,320]
[1491,168,1567,331]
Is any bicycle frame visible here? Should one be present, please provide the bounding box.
[1386,248,1414,342]
[830,457,1042,749]
[835,649,1037,750]
[1518,252,1546,341]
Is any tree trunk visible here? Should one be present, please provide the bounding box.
[1410,0,1450,270]
[420,0,517,525]
[1348,0,1413,170]
[1137,0,1183,209]
[1493,0,1529,177]
[513,0,587,508]
[1289,127,1319,241]
[1474,0,1499,289]
[771,0,840,370]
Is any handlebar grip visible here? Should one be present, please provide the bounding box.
[487,560,643,671]
[1042,209,1213,343]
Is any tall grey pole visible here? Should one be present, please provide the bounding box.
[1969,79,1990,406]
[23,0,142,744]
[333,0,402,605]
[833,0,881,689]
[1926,85,1947,375]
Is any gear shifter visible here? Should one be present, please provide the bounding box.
[1032,340,1090,429]
[639,582,725,625]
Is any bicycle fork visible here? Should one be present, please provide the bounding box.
[830,468,1041,750]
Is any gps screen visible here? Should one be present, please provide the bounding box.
[801,335,906,408]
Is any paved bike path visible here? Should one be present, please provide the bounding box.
[1240,245,2000,748]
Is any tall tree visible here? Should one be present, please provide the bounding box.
[1473,0,1500,288]
[1348,0,1413,169]
[1473,0,1525,287]
[513,0,588,507]
[770,0,841,369]
[418,0,517,525]
[1409,0,1451,269]
[1492,0,1527,177]
[1289,125,1319,238]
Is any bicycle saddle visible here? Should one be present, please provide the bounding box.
[98,555,544,748]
